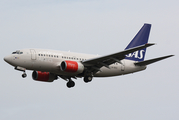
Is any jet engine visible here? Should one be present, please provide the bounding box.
[60,60,84,74]
[32,71,57,82]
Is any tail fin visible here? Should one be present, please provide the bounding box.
[125,23,151,61]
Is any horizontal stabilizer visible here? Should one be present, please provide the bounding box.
[134,55,174,66]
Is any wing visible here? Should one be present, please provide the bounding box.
[82,43,154,73]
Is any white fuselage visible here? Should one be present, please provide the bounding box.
[4,49,146,77]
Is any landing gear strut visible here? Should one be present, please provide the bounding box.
[14,66,27,78]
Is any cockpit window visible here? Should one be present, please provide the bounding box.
[16,51,20,54]
[12,50,23,54]
[12,52,17,54]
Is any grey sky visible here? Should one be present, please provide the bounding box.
[0,0,178,120]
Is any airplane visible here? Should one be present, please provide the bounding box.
[4,23,174,88]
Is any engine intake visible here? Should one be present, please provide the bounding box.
[32,71,57,82]
[60,61,84,73]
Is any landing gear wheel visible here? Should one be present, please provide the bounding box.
[22,73,27,78]
[84,76,93,83]
[67,80,75,88]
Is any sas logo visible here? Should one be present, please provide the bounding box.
[126,50,145,59]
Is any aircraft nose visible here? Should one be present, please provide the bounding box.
[4,55,11,64]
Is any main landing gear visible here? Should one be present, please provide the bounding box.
[65,76,93,88]
[84,76,93,83]
[66,80,75,88]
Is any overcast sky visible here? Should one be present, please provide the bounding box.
[0,0,178,120]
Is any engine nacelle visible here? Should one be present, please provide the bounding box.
[32,71,57,82]
[60,60,84,74]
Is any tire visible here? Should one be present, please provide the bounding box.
[84,76,93,83]
[22,73,27,78]
[66,81,75,88]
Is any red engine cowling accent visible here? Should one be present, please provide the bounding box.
[32,71,56,82]
[60,61,84,73]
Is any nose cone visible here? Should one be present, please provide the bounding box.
[4,55,12,64]
[4,56,8,62]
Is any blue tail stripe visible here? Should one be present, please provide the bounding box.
[125,24,151,61]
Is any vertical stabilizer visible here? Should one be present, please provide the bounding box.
[125,24,151,61]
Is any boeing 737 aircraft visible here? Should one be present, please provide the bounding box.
[4,24,173,88]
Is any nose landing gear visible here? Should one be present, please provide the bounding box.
[14,66,27,78]
[22,72,27,78]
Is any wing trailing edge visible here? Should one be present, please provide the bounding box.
[134,55,174,66]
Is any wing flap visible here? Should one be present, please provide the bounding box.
[134,55,174,66]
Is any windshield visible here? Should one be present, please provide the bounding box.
[12,52,17,54]
[12,50,23,54]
